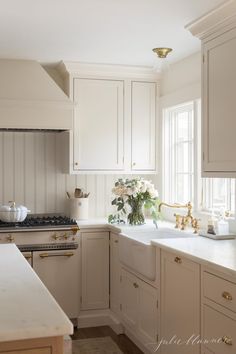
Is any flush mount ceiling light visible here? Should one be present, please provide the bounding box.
[152,47,172,58]
[152,47,173,73]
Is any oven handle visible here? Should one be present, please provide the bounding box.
[39,252,74,258]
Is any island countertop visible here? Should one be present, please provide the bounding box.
[0,244,73,343]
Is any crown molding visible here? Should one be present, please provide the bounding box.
[57,61,160,81]
[186,0,236,39]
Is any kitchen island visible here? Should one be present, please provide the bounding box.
[0,244,73,354]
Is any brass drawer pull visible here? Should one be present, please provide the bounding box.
[133,282,139,288]
[222,335,233,346]
[174,256,182,264]
[39,252,74,258]
[222,291,233,301]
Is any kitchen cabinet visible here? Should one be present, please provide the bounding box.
[187,2,236,176]
[59,62,158,174]
[110,232,121,315]
[120,268,159,346]
[33,248,80,319]
[202,269,236,354]
[81,231,109,310]
[161,250,200,354]
[131,81,156,171]
[73,78,124,171]
[0,337,63,354]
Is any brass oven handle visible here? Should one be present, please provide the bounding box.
[39,252,74,258]
[222,335,233,345]
[174,256,182,264]
[222,291,233,301]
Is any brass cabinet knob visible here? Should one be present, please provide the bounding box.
[7,234,14,243]
[132,162,136,166]
[75,162,79,166]
[222,335,233,345]
[133,282,139,288]
[52,233,59,240]
[174,256,182,264]
[222,291,233,301]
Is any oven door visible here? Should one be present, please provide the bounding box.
[33,248,79,319]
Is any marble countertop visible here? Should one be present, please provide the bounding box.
[77,218,236,276]
[0,244,73,342]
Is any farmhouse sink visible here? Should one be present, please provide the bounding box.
[118,226,196,281]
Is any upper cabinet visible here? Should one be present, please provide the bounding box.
[73,78,124,171]
[58,63,158,174]
[187,1,236,177]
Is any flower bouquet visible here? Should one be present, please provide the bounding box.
[108,177,161,226]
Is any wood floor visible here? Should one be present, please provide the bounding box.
[72,326,144,354]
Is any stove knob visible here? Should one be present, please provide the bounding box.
[52,233,59,240]
[7,234,15,243]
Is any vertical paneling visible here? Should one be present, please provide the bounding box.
[0,132,157,217]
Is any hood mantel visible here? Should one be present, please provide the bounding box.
[0,59,73,131]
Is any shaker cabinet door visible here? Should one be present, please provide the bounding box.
[202,27,236,175]
[73,78,124,171]
[131,81,156,171]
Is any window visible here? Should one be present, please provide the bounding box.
[163,101,235,213]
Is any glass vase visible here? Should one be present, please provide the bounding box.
[127,199,145,225]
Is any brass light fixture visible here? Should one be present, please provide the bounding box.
[152,47,172,58]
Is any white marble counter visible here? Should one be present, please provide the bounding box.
[78,218,236,276]
[0,244,73,342]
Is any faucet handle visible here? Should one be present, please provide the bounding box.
[174,213,181,229]
[192,218,200,234]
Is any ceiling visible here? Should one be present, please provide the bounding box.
[0,0,225,66]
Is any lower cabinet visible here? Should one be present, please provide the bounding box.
[0,336,64,354]
[33,248,80,319]
[161,250,200,354]
[120,268,159,347]
[81,231,109,310]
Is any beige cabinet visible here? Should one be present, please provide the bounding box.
[161,250,200,354]
[81,231,109,310]
[131,81,156,171]
[110,232,121,315]
[202,269,236,354]
[33,248,80,319]
[187,1,236,176]
[202,27,236,175]
[73,78,124,171]
[0,337,63,354]
[120,268,159,346]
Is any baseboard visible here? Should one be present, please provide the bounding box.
[78,309,124,334]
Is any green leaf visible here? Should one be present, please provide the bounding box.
[111,198,117,205]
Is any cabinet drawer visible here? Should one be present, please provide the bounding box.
[203,305,236,354]
[203,272,236,312]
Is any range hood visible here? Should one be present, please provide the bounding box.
[0,59,73,131]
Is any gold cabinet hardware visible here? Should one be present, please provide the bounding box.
[133,282,139,288]
[52,233,59,240]
[71,225,80,235]
[39,252,74,258]
[222,335,233,345]
[132,162,136,166]
[222,291,233,301]
[174,256,182,264]
[75,162,79,166]
[114,240,119,243]
[7,234,14,243]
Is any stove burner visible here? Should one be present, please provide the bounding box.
[0,215,77,229]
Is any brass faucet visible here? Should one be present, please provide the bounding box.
[158,201,199,234]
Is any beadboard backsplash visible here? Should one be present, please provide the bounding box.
[0,132,157,218]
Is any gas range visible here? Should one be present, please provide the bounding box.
[0,214,79,233]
